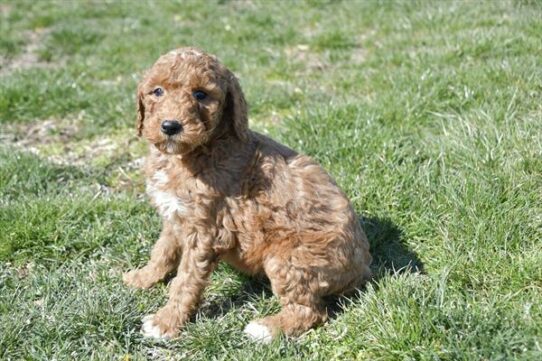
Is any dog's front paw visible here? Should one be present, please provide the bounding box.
[141,314,178,340]
[123,268,160,289]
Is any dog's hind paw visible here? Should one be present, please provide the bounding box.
[244,321,273,344]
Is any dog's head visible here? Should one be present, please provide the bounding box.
[136,47,248,155]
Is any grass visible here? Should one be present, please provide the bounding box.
[1,0,541,359]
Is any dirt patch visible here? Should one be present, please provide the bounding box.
[351,30,376,64]
[3,118,143,167]
[0,4,11,15]
[2,261,36,280]
[47,137,118,166]
[0,28,57,76]
[230,0,257,11]
[285,29,373,70]
[6,119,80,147]
[285,44,330,72]
[351,47,367,64]
[285,43,366,71]
[2,118,146,192]
[2,119,82,166]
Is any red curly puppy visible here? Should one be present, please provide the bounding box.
[123,47,372,342]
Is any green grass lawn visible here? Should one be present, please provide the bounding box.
[1,0,541,359]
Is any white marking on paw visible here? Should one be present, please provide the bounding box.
[244,321,273,344]
[141,315,170,340]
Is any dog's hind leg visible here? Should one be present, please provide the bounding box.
[244,302,327,343]
[244,256,328,343]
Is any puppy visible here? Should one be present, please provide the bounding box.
[123,47,372,342]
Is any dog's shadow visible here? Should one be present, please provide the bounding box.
[325,215,424,319]
[196,274,273,320]
[196,214,424,320]
[360,215,424,276]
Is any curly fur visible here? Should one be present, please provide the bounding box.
[123,47,372,341]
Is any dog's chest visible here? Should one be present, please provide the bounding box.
[146,169,191,220]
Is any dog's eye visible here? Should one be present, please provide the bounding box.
[193,90,207,101]
[153,87,164,97]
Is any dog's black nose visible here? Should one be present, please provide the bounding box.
[161,120,182,135]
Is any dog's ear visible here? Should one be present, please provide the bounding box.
[224,73,249,142]
[137,88,145,137]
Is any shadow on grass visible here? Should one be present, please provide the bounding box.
[360,215,424,276]
[324,215,424,319]
[196,275,273,320]
[195,214,423,322]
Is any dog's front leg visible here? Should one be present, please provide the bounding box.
[141,239,218,339]
[123,221,180,289]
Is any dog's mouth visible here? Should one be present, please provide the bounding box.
[164,140,179,154]
[156,138,181,154]
[155,137,194,155]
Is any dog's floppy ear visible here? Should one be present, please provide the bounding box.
[224,72,249,142]
[137,88,145,137]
